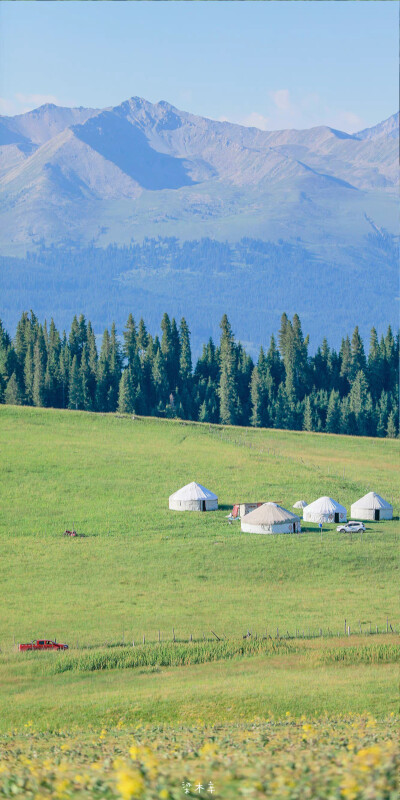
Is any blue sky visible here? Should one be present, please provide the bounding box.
[0,1,397,132]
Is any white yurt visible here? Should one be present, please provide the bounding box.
[241,503,301,535]
[293,500,308,509]
[169,482,218,512]
[303,496,347,524]
[350,492,393,521]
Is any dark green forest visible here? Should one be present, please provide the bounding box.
[0,310,398,438]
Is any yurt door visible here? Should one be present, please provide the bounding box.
[201,500,206,512]
[334,513,340,523]
[375,509,380,521]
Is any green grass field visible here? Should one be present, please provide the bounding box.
[0,406,399,733]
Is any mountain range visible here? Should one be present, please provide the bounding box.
[0,97,398,352]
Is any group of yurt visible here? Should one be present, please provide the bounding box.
[168,483,393,535]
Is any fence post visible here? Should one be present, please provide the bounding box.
[386,617,389,633]
[173,628,175,642]
[347,625,350,636]
[158,630,161,643]
[132,639,135,647]
[344,619,347,636]
[143,634,145,645]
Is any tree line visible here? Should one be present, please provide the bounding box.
[0,310,398,438]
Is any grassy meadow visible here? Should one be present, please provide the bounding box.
[1,406,398,649]
[0,405,399,797]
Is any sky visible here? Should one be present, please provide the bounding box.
[0,1,398,133]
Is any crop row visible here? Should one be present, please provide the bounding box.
[48,638,297,674]
[318,644,400,665]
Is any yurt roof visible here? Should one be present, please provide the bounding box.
[293,500,308,508]
[352,492,392,510]
[169,482,218,501]
[304,496,346,514]
[243,502,300,525]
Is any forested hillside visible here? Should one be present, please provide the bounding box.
[0,231,397,353]
[0,310,398,438]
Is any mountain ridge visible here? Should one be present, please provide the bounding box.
[0,96,398,352]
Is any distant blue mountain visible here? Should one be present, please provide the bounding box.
[0,98,398,350]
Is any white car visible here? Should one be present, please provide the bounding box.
[337,520,366,533]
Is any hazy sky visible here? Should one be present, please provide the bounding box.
[0,1,397,132]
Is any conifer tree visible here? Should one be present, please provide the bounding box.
[170,318,181,388]
[68,315,81,362]
[326,389,341,433]
[367,327,382,399]
[123,314,137,367]
[235,345,253,425]
[59,334,70,408]
[273,384,288,429]
[179,318,192,382]
[339,336,352,394]
[118,369,133,414]
[340,396,352,435]
[376,390,389,437]
[96,329,111,412]
[266,335,284,391]
[161,313,174,389]
[198,377,219,423]
[32,328,46,407]
[87,321,98,407]
[44,319,62,407]
[14,312,30,395]
[152,349,168,412]
[383,325,396,391]
[218,315,237,425]
[68,355,82,410]
[109,323,122,411]
[302,396,313,431]
[291,313,309,397]
[4,373,22,405]
[386,410,397,439]
[278,313,290,361]
[250,367,264,427]
[350,326,366,382]
[24,343,34,405]
[349,370,369,433]
[137,318,149,357]
[78,314,88,354]
[80,344,92,410]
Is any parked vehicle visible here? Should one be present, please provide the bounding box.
[18,639,68,651]
[336,521,366,533]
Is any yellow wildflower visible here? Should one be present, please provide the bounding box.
[129,745,141,761]
[354,744,382,770]
[341,776,359,799]
[116,769,145,799]
[199,741,217,757]
[54,778,70,798]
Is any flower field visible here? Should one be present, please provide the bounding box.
[0,716,398,800]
